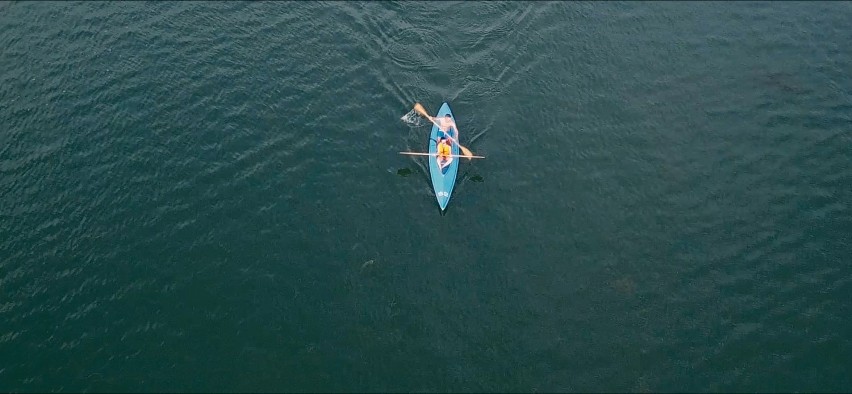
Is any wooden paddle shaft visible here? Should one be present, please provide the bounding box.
[399,152,485,159]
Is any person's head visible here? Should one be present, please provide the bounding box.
[439,137,447,144]
[444,114,452,118]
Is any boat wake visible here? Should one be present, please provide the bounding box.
[400,109,424,127]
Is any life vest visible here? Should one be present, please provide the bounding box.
[437,142,451,157]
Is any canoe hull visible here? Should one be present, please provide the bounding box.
[429,102,460,211]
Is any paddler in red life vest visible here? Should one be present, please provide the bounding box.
[436,137,453,170]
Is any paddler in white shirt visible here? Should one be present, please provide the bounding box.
[425,113,459,146]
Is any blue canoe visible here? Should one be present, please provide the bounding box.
[429,102,460,211]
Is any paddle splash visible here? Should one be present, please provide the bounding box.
[399,109,424,127]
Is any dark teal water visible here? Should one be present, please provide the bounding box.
[2,1,851,392]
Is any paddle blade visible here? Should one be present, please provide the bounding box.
[459,145,474,159]
[413,103,431,118]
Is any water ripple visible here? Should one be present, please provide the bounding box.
[2,1,852,392]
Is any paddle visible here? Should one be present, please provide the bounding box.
[399,152,485,159]
[413,103,475,159]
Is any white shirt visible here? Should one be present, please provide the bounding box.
[434,117,457,133]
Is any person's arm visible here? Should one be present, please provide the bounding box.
[446,121,459,142]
